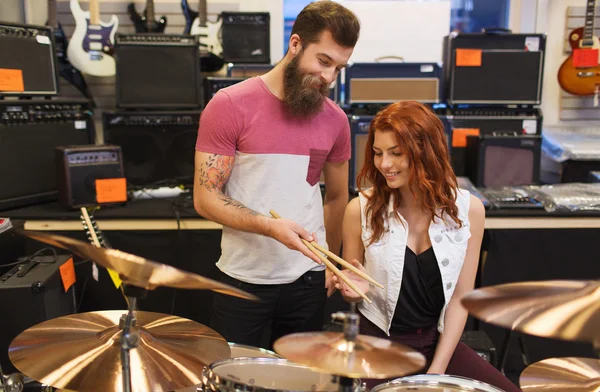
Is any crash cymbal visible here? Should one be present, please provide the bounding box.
[461,280,600,342]
[20,230,257,300]
[273,332,426,379]
[520,357,600,391]
[9,310,230,392]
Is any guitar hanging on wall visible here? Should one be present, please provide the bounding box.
[128,0,167,33]
[46,0,96,105]
[67,0,119,77]
[181,0,225,72]
[558,0,600,99]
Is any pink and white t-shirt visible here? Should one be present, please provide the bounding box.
[196,76,350,284]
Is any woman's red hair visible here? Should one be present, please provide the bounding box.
[356,101,461,245]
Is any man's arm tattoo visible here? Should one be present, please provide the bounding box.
[219,195,259,216]
[198,154,233,191]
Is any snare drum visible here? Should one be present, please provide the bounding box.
[371,374,506,392]
[203,357,360,392]
[228,342,282,359]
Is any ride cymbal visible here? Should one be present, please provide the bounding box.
[9,310,230,392]
[20,230,257,300]
[520,357,600,391]
[273,332,426,379]
[461,280,600,342]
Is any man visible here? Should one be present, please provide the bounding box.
[194,0,360,347]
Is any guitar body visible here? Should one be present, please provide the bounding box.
[558,27,600,95]
[67,0,118,77]
[52,21,69,63]
[181,0,198,34]
[190,18,223,56]
[127,2,167,33]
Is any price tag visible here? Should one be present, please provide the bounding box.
[0,69,24,92]
[96,178,127,204]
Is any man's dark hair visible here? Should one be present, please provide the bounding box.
[291,0,360,48]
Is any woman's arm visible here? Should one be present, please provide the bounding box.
[428,194,485,373]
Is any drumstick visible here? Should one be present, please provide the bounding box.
[269,210,372,304]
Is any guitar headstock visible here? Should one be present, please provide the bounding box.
[80,207,111,249]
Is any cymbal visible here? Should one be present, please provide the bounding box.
[9,310,230,392]
[520,357,600,391]
[20,230,257,300]
[461,280,600,342]
[273,332,426,379]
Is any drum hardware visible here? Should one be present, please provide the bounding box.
[0,365,23,392]
[273,306,426,382]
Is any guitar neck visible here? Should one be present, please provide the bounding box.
[146,0,156,24]
[80,207,112,249]
[47,0,58,28]
[197,0,208,25]
[583,0,597,46]
[89,0,101,25]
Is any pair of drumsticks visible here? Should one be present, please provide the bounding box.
[269,211,383,303]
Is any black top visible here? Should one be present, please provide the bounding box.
[390,246,445,333]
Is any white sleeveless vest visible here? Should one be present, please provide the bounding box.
[357,189,472,335]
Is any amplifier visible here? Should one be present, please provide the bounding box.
[344,62,442,105]
[102,111,200,187]
[0,22,59,97]
[0,254,76,373]
[448,107,542,176]
[460,330,497,368]
[203,77,246,106]
[115,34,201,109]
[466,134,542,187]
[443,30,546,105]
[226,63,273,77]
[0,98,95,211]
[221,12,270,64]
[56,145,125,209]
[348,113,450,192]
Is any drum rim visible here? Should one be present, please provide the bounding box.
[227,342,283,358]
[372,374,505,392]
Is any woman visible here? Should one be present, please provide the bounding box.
[332,101,520,392]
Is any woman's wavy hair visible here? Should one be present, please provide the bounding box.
[356,101,461,245]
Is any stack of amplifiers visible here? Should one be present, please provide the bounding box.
[448,107,542,187]
[115,34,201,109]
[0,98,95,210]
[343,62,443,106]
[102,111,201,187]
[443,31,546,105]
[348,112,450,192]
[0,22,59,97]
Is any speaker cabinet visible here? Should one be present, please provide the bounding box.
[102,111,200,187]
[221,12,270,64]
[115,34,201,109]
[0,254,76,373]
[0,99,95,211]
[56,145,125,208]
[466,134,542,187]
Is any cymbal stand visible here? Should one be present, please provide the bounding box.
[0,364,23,392]
[119,285,147,392]
[332,304,360,392]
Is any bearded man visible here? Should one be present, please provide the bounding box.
[194,0,360,347]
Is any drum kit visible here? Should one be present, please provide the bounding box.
[0,230,598,392]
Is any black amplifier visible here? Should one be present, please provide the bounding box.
[221,12,270,64]
[203,77,246,106]
[0,98,95,211]
[0,22,59,97]
[102,111,200,187]
[443,30,546,105]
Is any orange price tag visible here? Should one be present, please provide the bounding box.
[0,69,24,92]
[59,257,76,292]
[573,48,599,68]
[96,178,127,204]
[452,128,480,148]
[455,49,482,67]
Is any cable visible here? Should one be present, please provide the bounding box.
[0,247,58,268]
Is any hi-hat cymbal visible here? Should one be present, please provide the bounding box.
[20,230,257,300]
[520,357,600,391]
[273,332,426,379]
[461,280,600,342]
[9,310,230,392]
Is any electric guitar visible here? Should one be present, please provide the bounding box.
[558,0,600,96]
[181,0,224,72]
[128,0,167,33]
[46,0,96,105]
[80,207,111,249]
[67,0,119,77]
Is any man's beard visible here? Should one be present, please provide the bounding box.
[283,53,330,117]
